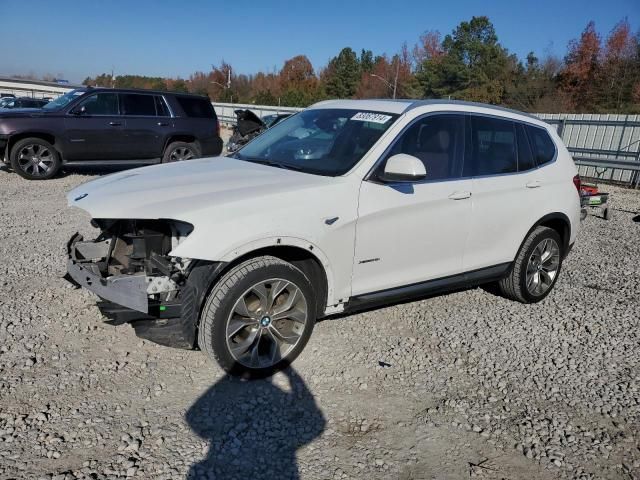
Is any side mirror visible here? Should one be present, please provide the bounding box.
[72,105,86,116]
[379,154,426,182]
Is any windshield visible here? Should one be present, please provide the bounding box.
[235,108,398,176]
[42,89,87,110]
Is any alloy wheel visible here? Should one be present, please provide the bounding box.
[169,146,194,161]
[526,238,560,296]
[17,144,54,176]
[225,278,308,369]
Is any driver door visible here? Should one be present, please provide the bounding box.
[352,114,472,295]
[63,92,128,160]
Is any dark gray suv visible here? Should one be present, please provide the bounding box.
[0,88,223,180]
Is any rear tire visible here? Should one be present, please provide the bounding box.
[161,141,201,163]
[198,256,316,379]
[10,137,61,180]
[498,226,563,303]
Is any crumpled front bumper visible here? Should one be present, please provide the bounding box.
[66,233,149,313]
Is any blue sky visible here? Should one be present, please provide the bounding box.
[1,0,638,83]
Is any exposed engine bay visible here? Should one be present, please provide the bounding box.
[65,218,224,349]
[226,109,266,153]
[67,219,194,313]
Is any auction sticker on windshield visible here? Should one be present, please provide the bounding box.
[351,112,392,124]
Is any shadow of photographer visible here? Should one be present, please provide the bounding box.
[186,367,325,479]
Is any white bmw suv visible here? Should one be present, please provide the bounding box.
[66,99,582,377]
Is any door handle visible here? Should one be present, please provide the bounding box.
[526,181,541,188]
[108,121,122,126]
[448,191,472,200]
[157,122,169,126]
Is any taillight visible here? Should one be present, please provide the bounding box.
[573,174,581,195]
[214,119,220,136]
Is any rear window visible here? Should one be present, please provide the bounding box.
[176,96,216,118]
[526,125,556,166]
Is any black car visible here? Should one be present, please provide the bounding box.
[0,88,223,180]
[0,96,48,109]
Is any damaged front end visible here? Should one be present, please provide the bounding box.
[66,219,222,349]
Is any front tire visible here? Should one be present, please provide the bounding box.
[198,256,316,378]
[498,226,563,303]
[162,141,201,163]
[10,137,61,180]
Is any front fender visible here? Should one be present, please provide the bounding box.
[171,235,340,309]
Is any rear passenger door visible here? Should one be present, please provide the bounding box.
[120,93,172,159]
[463,116,543,272]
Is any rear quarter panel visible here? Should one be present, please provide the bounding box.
[545,129,581,246]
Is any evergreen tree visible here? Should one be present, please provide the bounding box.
[325,47,361,98]
[360,49,374,73]
[416,16,513,103]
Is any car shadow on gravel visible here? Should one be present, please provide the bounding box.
[185,367,325,480]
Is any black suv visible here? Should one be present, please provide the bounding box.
[0,88,223,179]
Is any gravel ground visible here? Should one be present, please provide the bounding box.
[0,165,639,480]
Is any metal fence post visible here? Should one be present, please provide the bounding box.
[635,151,640,189]
[557,119,566,138]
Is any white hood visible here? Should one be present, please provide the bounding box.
[67,156,360,306]
[67,156,335,220]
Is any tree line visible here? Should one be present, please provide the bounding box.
[81,16,639,113]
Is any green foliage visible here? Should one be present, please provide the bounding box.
[324,47,361,98]
[417,16,514,104]
[78,16,639,113]
[254,90,278,106]
[360,49,374,73]
[279,86,325,108]
[169,79,189,93]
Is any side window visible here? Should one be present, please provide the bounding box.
[466,116,517,176]
[176,96,215,118]
[121,94,156,116]
[385,114,465,181]
[516,123,536,172]
[154,96,170,117]
[526,125,556,166]
[78,93,119,115]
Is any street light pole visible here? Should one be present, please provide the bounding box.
[392,58,399,100]
[370,58,400,99]
[369,73,397,99]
